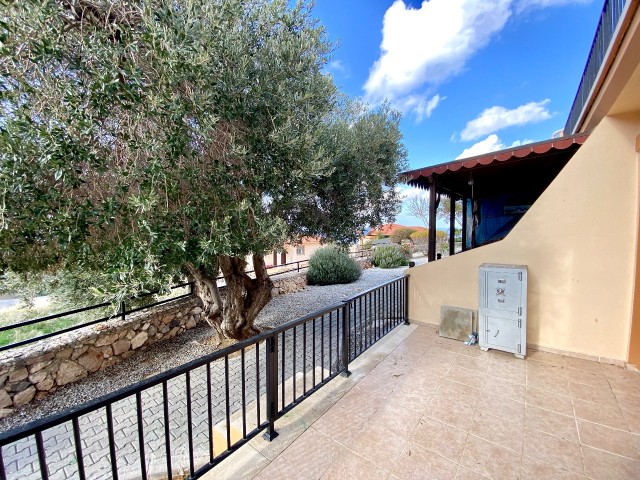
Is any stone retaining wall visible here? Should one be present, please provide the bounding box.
[0,274,307,416]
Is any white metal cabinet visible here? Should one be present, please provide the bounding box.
[479,264,527,358]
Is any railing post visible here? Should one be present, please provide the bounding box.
[120,301,126,322]
[262,335,279,441]
[297,261,300,273]
[340,301,351,377]
[404,276,410,325]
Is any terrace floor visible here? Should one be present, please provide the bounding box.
[205,323,640,480]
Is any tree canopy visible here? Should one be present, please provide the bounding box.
[0,0,407,339]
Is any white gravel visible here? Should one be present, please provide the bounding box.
[0,262,425,432]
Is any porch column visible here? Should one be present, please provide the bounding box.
[449,196,456,256]
[461,195,468,252]
[428,176,437,262]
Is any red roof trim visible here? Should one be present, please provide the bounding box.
[404,133,589,182]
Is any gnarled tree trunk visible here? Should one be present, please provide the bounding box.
[187,254,273,340]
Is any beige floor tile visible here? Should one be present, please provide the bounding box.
[394,339,432,356]
[433,337,465,353]
[601,363,631,380]
[454,354,491,373]
[525,404,579,443]
[253,455,300,480]
[387,382,433,415]
[392,441,459,480]
[410,416,468,462]
[564,367,609,388]
[477,392,525,424]
[572,399,628,431]
[312,405,366,447]
[458,345,491,358]
[608,377,640,398]
[526,386,574,416]
[321,446,389,480]
[487,363,527,385]
[562,356,603,373]
[281,428,342,480]
[370,403,422,438]
[353,421,408,472]
[470,410,524,453]
[491,350,527,368]
[615,391,640,412]
[435,379,482,407]
[460,434,522,480]
[446,366,485,388]
[523,427,584,475]
[622,408,640,435]
[528,373,571,396]
[482,374,526,402]
[336,386,386,418]
[569,382,617,407]
[421,347,459,364]
[527,350,566,366]
[424,395,476,431]
[520,455,585,480]
[633,433,640,455]
[402,370,444,393]
[454,466,490,480]
[413,360,453,378]
[527,359,568,378]
[582,445,640,480]
[577,420,640,460]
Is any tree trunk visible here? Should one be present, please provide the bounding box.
[219,254,273,340]
[187,254,273,340]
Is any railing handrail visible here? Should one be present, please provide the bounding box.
[0,274,406,447]
[0,250,368,352]
[564,0,629,134]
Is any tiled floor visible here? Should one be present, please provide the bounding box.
[205,324,640,480]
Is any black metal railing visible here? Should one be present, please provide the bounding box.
[0,251,368,353]
[565,0,629,134]
[0,275,407,480]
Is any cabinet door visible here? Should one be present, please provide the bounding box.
[484,316,521,352]
[483,271,522,316]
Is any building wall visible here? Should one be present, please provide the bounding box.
[407,113,640,362]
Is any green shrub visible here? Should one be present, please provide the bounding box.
[371,245,409,268]
[306,246,362,285]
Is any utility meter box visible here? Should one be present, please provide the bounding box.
[479,264,527,358]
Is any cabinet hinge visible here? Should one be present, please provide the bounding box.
[518,319,522,328]
[518,272,522,281]
[517,344,521,353]
[518,307,522,316]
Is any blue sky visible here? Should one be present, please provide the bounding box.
[310,0,603,227]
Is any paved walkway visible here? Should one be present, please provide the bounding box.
[209,325,640,480]
[1,293,399,479]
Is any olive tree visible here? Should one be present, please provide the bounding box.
[0,0,406,339]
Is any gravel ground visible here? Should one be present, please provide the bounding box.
[0,261,425,433]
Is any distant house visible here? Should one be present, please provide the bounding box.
[363,223,427,242]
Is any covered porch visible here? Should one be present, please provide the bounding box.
[403,134,588,262]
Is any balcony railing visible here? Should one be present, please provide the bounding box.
[0,275,408,480]
[564,0,629,135]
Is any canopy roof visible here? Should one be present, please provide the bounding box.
[404,133,589,197]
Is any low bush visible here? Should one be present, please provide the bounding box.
[306,246,362,286]
[371,245,409,268]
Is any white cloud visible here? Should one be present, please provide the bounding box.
[327,60,350,78]
[460,100,552,141]
[364,0,512,115]
[396,185,429,200]
[456,134,535,159]
[395,94,445,122]
[516,0,592,12]
[363,0,591,122]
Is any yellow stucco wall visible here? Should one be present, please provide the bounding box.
[407,114,640,361]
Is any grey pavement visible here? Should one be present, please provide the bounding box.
[1,285,403,480]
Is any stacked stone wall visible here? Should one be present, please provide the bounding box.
[0,273,306,416]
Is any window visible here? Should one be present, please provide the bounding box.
[296,246,304,255]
